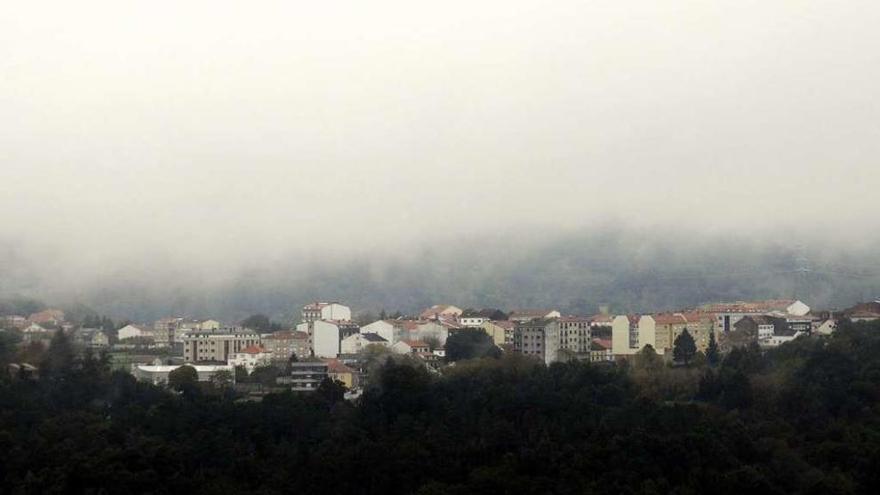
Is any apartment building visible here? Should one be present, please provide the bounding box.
[514,318,560,365]
[558,316,592,354]
[182,327,261,363]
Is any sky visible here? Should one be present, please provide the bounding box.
[2,1,879,284]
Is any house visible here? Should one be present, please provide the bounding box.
[118,324,154,341]
[392,339,430,355]
[132,362,235,385]
[28,309,65,326]
[815,319,837,336]
[340,332,389,354]
[842,301,880,322]
[419,305,463,321]
[699,299,810,333]
[590,339,613,363]
[481,320,513,346]
[325,359,358,389]
[1,315,27,329]
[301,302,352,323]
[22,322,57,344]
[413,319,459,345]
[508,309,561,323]
[72,328,109,348]
[182,327,261,363]
[277,359,329,392]
[199,319,222,331]
[361,320,397,343]
[312,320,360,358]
[611,315,657,356]
[262,330,310,361]
[228,345,273,373]
[514,318,560,364]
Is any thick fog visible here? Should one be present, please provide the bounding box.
[2,1,879,317]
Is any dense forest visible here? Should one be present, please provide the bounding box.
[1,319,879,493]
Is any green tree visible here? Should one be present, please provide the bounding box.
[706,331,720,366]
[211,369,234,389]
[168,365,198,392]
[634,344,663,370]
[445,329,500,362]
[673,329,697,366]
[41,330,76,379]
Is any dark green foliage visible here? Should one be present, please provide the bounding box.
[706,330,720,366]
[673,328,697,366]
[167,364,198,394]
[445,329,501,362]
[2,321,880,494]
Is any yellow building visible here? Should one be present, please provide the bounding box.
[325,359,358,389]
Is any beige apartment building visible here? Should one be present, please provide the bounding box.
[182,328,261,363]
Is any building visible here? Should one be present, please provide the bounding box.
[182,327,261,363]
[699,299,810,333]
[118,324,154,341]
[262,330,310,362]
[652,312,715,354]
[842,301,880,322]
[361,320,397,343]
[1,315,27,329]
[590,338,613,363]
[509,309,561,323]
[458,315,490,327]
[419,305,463,321]
[611,315,657,356]
[392,339,430,355]
[514,318,560,365]
[340,332,389,354]
[21,322,55,344]
[301,302,352,323]
[277,359,329,392]
[325,359,358,389]
[312,320,360,358]
[28,309,65,326]
[132,362,234,385]
[228,345,273,373]
[815,319,837,336]
[481,320,513,346]
[72,328,110,348]
[558,316,592,355]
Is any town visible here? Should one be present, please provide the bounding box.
[4,297,878,398]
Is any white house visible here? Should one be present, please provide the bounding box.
[419,305,463,321]
[340,332,389,354]
[361,320,397,343]
[118,324,153,340]
[312,320,360,358]
[228,345,273,373]
[815,319,837,336]
[458,316,489,327]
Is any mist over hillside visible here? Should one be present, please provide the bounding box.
[3,228,878,324]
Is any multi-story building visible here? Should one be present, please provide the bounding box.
[277,359,329,392]
[611,315,657,356]
[481,320,513,346]
[301,302,352,324]
[558,316,592,355]
[182,327,261,363]
[514,318,560,365]
[311,320,360,358]
[652,312,715,354]
[262,330,310,362]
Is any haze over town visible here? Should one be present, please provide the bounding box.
[2,1,879,320]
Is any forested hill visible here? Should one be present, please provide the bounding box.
[2,319,880,493]
[2,231,880,323]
